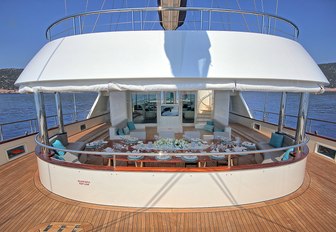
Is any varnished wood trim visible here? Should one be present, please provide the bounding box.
[36,149,308,173]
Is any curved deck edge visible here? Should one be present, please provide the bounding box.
[33,167,311,213]
[36,155,308,208]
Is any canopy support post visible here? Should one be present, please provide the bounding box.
[295,92,309,151]
[277,92,287,133]
[55,92,65,134]
[34,92,49,155]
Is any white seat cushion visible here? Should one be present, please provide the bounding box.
[63,153,81,163]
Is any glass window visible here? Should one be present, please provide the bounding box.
[131,93,157,123]
[317,144,336,159]
[182,93,196,123]
[165,92,175,104]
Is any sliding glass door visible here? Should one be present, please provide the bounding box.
[131,92,158,123]
[182,93,196,123]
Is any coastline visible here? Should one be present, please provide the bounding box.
[0,89,19,94]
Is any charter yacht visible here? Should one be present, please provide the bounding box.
[0,1,335,231]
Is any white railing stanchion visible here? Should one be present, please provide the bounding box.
[0,125,4,141]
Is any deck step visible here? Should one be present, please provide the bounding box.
[196,117,211,122]
[199,110,212,114]
[197,114,212,118]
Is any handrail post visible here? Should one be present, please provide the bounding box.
[48,29,52,41]
[140,10,143,30]
[132,11,134,31]
[55,92,65,133]
[278,92,287,133]
[228,155,231,167]
[200,10,203,30]
[73,17,76,35]
[0,125,3,141]
[113,154,116,170]
[73,93,78,122]
[78,16,82,34]
[209,10,212,30]
[29,120,34,134]
[307,119,312,134]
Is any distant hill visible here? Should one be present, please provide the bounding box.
[0,63,335,90]
[0,69,23,91]
[319,63,336,88]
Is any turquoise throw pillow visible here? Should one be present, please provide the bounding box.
[127,121,136,130]
[282,148,294,161]
[123,126,130,135]
[53,154,65,161]
[204,124,214,132]
[206,120,214,126]
[52,139,66,156]
[117,128,124,135]
[269,133,284,148]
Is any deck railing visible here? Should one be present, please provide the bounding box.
[0,110,90,142]
[251,109,336,140]
[46,7,299,41]
[35,134,309,171]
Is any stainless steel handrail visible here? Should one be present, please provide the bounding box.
[46,7,299,40]
[252,109,336,125]
[35,134,309,169]
[0,110,90,142]
[251,109,336,138]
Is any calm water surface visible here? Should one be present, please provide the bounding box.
[0,92,335,140]
[242,92,336,139]
[0,93,97,140]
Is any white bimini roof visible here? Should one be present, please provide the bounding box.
[16,31,329,93]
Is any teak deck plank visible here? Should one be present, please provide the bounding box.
[1,127,336,231]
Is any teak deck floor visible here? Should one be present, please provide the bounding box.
[1,128,336,231]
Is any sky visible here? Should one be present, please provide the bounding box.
[0,0,335,68]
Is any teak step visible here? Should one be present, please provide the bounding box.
[198,110,212,115]
[197,114,212,118]
[196,118,211,123]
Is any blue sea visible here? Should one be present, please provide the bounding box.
[0,93,98,140]
[242,92,336,139]
[0,92,335,141]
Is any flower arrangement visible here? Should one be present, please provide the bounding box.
[154,138,189,150]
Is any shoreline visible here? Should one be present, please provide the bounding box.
[0,89,19,94]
